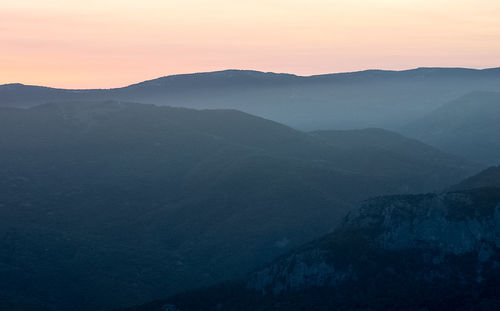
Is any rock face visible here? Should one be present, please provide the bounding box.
[122,168,500,311]
[127,189,500,311]
[249,249,353,295]
[247,189,500,296]
[247,189,500,294]
[347,192,500,253]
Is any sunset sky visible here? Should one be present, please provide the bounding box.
[1,0,500,88]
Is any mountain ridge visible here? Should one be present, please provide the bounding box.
[3,67,500,131]
[402,91,500,165]
[3,67,500,90]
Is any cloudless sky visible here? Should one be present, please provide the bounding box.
[1,0,500,88]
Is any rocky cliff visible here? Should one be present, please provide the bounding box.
[248,189,500,297]
[124,169,500,311]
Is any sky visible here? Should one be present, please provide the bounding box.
[1,0,500,88]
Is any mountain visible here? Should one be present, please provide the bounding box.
[2,67,500,130]
[402,91,500,165]
[450,165,500,191]
[125,167,500,311]
[0,101,477,311]
[310,128,476,181]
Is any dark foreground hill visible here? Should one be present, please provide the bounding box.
[2,67,500,130]
[0,101,477,311]
[402,91,500,165]
[125,166,500,311]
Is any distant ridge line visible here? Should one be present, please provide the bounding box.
[2,66,500,91]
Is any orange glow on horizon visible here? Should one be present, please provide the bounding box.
[1,0,500,88]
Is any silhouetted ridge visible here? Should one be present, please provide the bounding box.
[3,67,500,131]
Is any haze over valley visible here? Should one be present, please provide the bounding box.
[1,68,500,310]
[2,0,500,310]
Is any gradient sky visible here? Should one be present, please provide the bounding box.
[1,0,500,88]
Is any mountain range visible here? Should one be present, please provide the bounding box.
[2,67,500,130]
[2,66,500,310]
[0,101,478,311]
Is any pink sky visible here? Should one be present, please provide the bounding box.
[1,0,500,89]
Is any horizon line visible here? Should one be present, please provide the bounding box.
[3,65,500,91]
